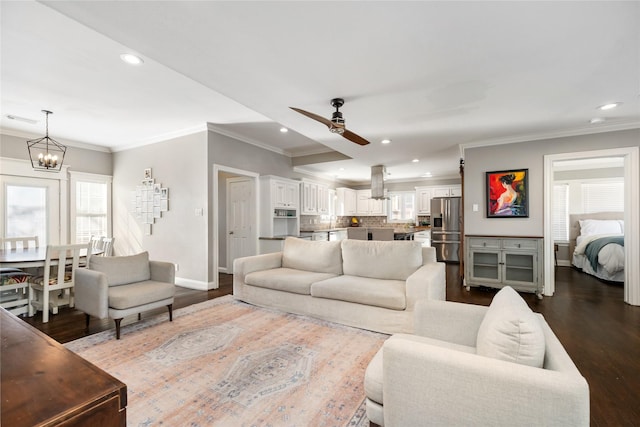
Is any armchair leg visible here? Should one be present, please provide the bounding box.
[84,313,91,332]
[114,318,123,340]
[168,304,173,322]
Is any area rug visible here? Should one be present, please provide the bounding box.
[65,295,387,426]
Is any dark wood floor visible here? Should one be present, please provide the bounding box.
[21,266,639,426]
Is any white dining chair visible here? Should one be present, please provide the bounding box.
[89,235,105,251]
[29,243,90,323]
[347,227,369,240]
[0,236,39,250]
[370,228,395,241]
[101,237,114,256]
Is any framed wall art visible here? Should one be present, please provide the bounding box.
[486,169,529,218]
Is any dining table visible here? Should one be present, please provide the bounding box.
[0,246,102,269]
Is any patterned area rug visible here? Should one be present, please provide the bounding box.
[65,295,387,426]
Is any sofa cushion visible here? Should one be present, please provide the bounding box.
[476,286,545,368]
[245,268,337,295]
[311,275,406,310]
[341,240,423,280]
[282,237,343,275]
[108,280,174,310]
[90,252,151,287]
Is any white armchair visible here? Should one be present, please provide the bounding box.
[75,251,175,339]
[365,287,589,426]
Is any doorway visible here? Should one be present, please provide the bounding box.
[543,147,639,305]
[212,164,258,289]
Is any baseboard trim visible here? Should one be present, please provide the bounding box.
[175,277,216,291]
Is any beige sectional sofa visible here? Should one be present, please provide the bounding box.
[233,237,446,334]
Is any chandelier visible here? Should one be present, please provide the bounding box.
[27,110,66,172]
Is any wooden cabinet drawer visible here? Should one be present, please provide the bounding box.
[468,238,500,249]
[502,239,538,250]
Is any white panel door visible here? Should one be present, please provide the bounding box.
[227,178,255,273]
[0,176,61,246]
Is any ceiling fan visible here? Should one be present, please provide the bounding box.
[290,98,370,146]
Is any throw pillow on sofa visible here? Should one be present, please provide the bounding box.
[476,286,545,368]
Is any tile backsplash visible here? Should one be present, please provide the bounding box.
[300,215,430,231]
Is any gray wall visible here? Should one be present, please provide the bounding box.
[464,128,640,237]
[0,132,112,175]
[113,131,208,285]
[206,130,295,281]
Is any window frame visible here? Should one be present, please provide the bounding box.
[386,190,416,223]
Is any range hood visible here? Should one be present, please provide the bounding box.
[370,165,388,200]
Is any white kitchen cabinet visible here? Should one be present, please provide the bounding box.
[301,181,318,215]
[464,236,543,298]
[415,185,461,215]
[260,176,299,239]
[416,187,432,214]
[273,180,298,209]
[356,189,387,216]
[301,180,329,215]
[336,188,357,216]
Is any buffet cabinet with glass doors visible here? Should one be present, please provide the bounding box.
[464,235,544,299]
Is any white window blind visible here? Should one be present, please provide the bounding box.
[552,184,569,242]
[75,181,108,243]
[582,182,624,213]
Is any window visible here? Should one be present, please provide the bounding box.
[552,184,569,242]
[70,172,112,244]
[387,191,415,222]
[5,185,48,246]
[582,181,624,213]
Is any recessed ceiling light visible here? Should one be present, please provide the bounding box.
[381,139,391,144]
[339,167,345,171]
[280,127,288,133]
[412,159,419,163]
[598,102,621,111]
[120,53,144,65]
[422,172,432,178]
[590,117,606,124]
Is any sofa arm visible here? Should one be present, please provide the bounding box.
[414,299,488,346]
[405,262,446,310]
[383,336,589,426]
[150,260,176,284]
[233,252,283,277]
[75,268,109,319]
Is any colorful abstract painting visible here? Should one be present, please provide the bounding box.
[486,169,529,217]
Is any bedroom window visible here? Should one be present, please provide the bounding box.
[553,184,569,242]
[582,181,624,213]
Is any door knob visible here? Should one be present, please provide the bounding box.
[229,231,234,235]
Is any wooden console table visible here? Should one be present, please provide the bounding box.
[1,308,127,426]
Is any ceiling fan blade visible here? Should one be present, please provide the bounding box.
[290,107,333,128]
[342,129,371,146]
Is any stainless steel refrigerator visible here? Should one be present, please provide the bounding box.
[431,197,461,262]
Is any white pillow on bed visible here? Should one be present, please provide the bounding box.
[579,219,622,237]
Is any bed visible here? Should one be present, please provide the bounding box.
[569,212,625,282]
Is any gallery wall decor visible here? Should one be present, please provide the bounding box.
[486,169,529,218]
[131,168,169,235]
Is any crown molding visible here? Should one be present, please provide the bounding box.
[207,123,291,157]
[0,127,112,153]
[459,122,640,154]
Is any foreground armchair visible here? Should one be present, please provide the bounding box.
[365,286,589,426]
[75,251,175,339]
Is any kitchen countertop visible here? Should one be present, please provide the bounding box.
[299,228,348,234]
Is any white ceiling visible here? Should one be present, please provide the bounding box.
[2,1,639,184]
